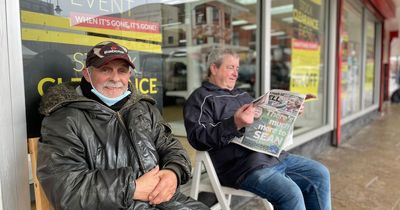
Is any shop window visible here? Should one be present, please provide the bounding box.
[19,0,259,137]
[364,18,376,108]
[341,1,363,117]
[160,1,260,129]
[341,0,380,117]
[270,0,328,135]
[389,38,400,97]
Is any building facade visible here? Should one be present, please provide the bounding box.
[0,0,397,209]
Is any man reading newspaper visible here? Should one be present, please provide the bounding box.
[184,48,331,210]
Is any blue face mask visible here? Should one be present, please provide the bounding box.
[91,88,131,106]
[87,70,131,106]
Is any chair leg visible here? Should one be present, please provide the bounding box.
[226,194,232,206]
[202,153,231,210]
[190,159,203,200]
[210,203,222,210]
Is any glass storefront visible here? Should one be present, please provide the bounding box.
[19,0,382,140]
[364,15,376,107]
[159,0,260,133]
[341,0,362,117]
[389,38,400,96]
[19,0,260,137]
[270,0,328,134]
[340,0,380,118]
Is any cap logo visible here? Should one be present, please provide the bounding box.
[93,48,104,58]
[103,49,125,55]
[101,44,127,55]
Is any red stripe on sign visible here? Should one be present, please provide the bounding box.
[70,12,160,34]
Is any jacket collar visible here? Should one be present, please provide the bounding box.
[202,81,240,93]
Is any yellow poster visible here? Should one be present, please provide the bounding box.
[290,0,321,95]
[290,39,320,95]
[365,61,374,91]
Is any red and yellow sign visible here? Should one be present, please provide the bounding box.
[70,12,160,33]
[21,10,162,53]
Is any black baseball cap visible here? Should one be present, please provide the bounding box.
[85,41,135,69]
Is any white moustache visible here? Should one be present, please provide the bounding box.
[103,81,124,88]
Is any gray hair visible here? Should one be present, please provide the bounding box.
[206,48,239,77]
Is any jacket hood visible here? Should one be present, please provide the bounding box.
[39,81,155,116]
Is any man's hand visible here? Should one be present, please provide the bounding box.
[133,166,160,201]
[234,104,255,129]
[305,94,317,100]
[148,169,178,205]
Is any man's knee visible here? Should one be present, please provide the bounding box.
[311,162,331,191]
[316,162,330,181]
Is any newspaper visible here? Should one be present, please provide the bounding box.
[232,89,306,157]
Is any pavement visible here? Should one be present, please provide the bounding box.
[235,103,400,210]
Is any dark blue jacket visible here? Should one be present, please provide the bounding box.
[184,81,288,188]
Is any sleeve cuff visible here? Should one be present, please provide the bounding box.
[222,116,245,142]
[163,164,182,186]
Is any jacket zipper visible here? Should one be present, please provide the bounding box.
[116,111,146,173]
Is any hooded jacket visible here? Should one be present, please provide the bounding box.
[37,82,205,210]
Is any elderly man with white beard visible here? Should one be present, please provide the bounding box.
[37,41,209,210]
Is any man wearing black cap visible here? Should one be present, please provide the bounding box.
[37,41,209,210]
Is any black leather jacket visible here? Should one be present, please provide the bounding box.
[37,82,205,210]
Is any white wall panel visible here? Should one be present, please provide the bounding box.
[0,0,30,209]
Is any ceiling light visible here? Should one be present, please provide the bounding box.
[271,4,293,15]
[281,17,293,23]
[235,0,257,5]
[241,24,257,30]
[161,22,182,27]
[232,19,248,26]
[174,52,187,57]
[278,35,291,40]
[271,31,285,36]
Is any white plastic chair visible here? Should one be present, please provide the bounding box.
[190,150,274,210]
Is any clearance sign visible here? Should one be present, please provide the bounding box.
[20,6,164,137]
[290,0,321,96]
